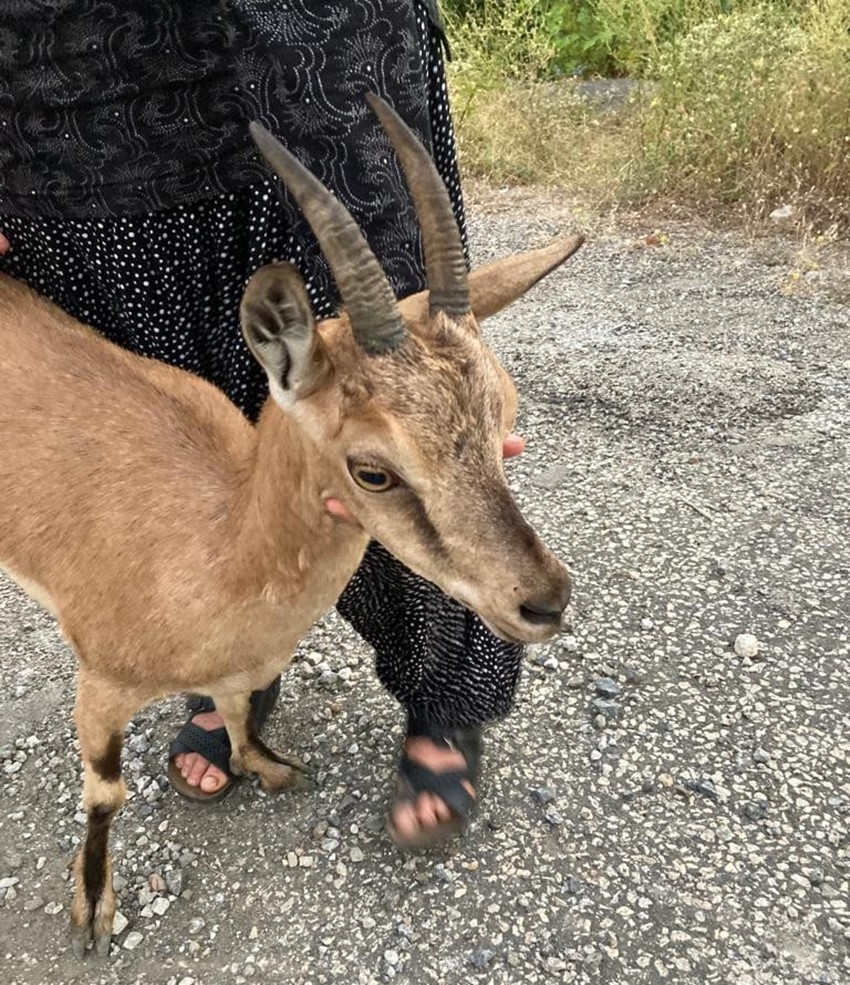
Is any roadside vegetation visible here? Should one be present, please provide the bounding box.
[443,0,850,231]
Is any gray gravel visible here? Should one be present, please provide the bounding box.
[1,196,848,985]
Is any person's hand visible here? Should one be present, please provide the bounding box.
[325,432,527,523]
[0,232,10,255]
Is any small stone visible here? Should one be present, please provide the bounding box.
[298,856,314,868]
[544,807,564,825]
[361,916,376,929]
[188,917,206,934]
[127,735,150,754]
[123,930,144,950]
[530,786,557,806]
[165,869,184,896]
[112,911,129,935]
[742,801,768,821]
[0,877,20,890]
[148,873,167,893]
[685,779,719,801]
[542,656,560,671]
[734,634,760,659]
[640,618,654,630]
[805,868,825,887]
[470,949,495,969]
[43,900,63,915]
[566,675,584,690]
[151,897,171,915]
[717,825,734,843]
[623,665,645,685]
[592,698,619,721]
[350,846,365,863]
[770,204,795,222]
[592,714,607,731]
[753,748,771,764]
[594,677,620,699]
[23,897,45,912]
[562,635,579,654]
[384,950,400,967]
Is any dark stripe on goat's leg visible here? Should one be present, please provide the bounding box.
[70,672,136,959]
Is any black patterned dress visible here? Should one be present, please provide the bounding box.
[0,1,523,734]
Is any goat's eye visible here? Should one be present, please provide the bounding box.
[349,464,397,492]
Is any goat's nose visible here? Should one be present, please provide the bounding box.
[518,578,571,628]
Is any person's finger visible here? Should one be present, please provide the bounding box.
[0,232,10,255]
[503,433,526,459]
[324,497,360,524]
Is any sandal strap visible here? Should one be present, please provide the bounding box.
[399,756,476,816]
[168,723,234,778]
[185,694,216,714]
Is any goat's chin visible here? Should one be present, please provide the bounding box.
[446,594,562,646]
[477,613,561,647]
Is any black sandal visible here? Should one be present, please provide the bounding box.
[167,678,281,803]
[387,726,482,850]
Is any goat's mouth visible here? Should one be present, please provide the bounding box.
[450,571,571,646]
[453,596,566,646]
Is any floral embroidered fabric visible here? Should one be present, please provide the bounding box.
[0,0,439,218]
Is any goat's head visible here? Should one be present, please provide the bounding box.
[241,94,582,644]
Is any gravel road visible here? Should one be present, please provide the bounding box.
[1,194,848,985]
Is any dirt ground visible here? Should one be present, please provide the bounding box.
[1,194,848,985]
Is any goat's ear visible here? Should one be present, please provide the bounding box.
[241,263,331,404]
[468,234,584,321]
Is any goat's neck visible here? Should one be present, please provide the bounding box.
[228,399,367,603]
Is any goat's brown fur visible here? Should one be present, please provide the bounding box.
[0,104,583,956]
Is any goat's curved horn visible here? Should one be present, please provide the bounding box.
[249,122,407,355]
[365,92,470,318]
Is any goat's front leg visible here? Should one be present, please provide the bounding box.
[214,691,305,793]
[70,670,138,959]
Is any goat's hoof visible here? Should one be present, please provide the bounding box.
[228,755,246,778]
[257,759,304,793]
[269,747,308,772]
[70,924,90,960]
[70,906,114,960]
[94,930,112,959]
[70,922,111,960]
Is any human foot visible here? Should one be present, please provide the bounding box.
[172,709,230,794]
[387,729,481,849]
[167,681,281,802]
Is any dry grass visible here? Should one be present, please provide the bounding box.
[451,82,638,209]
[447,0,850,234]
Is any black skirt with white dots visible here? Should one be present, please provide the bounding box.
[0,2,523,732]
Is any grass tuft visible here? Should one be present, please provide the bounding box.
[446,0,850,231]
